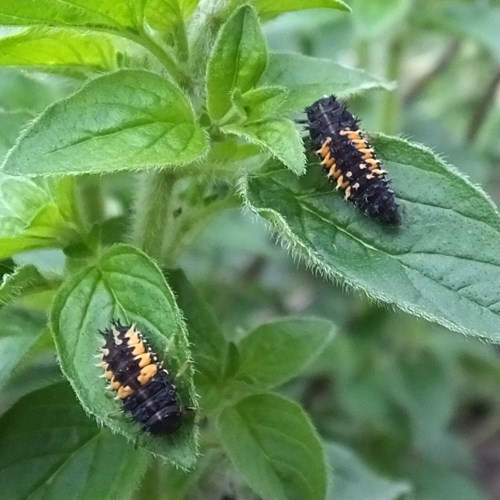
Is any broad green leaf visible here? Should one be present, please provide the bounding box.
[243,135,500,341]
[2,70,208,176]
[0,0,144,33]
[0,28,120,72]
[0,175,79,259]
[50,244,197,467]
[261,52,395,112]
[206,5,267,122]
[218,393,327,500]
[236,317,335,388]
[254,0,350,18]
[435,5,500,63]
[166,269,227,407]
[0,306,45,388]
[222,118,306,174]
[326,442,411,500]
[0,382,149,500]
[0,264,48,308]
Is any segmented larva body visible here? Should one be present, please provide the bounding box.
[100,320,184,436]
[306,96,400,225]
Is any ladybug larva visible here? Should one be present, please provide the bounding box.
[305,95,400,225]
[100,320,188,435]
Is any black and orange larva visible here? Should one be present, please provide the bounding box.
[100,320,185,435]
[305,95,400,225]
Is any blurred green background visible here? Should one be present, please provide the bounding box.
[1,0,500,498]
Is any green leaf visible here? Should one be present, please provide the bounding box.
[236,317,335,388]
[0,306,46,388]
[144,0,197,34]
[166,269,227,406]
[254,0,350,18]
[206,5,268,122]
[0,28,120,72]
[0,264,48,308]
[222,118,306,175]
[241,85,289,121]
[2,70,208,176]
[326,442,411,500]
[0,174,78,259]
[0,0,144,32]
[435,5,500,63]
[261,52,395,112]
[218,393,327,500]
[243,135,500,341]
[0,382,150,500]
[0,110,32,159]
[50,244,197,467]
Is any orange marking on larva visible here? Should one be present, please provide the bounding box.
[366,173,375,180]
[138,364,158,385]
[336,175,345,189]
[111,377,122,390]
[327,164,340,178]
[104,368,113,380]
[345,186,352,199]
[359,163,367,170]
[112,327,123,346]
[117,385,134,399]
[371,169,384,175]
[365,158,379,168]
[135,352,152,368]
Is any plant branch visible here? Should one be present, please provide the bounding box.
[466,66,500,145]
[404,39,461,104]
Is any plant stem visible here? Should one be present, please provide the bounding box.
[466,66,500,145]
[132,169,176,261]
[380,36,404,134]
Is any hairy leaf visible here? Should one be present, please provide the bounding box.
[0,382,149,500]
[0,175,78,259]
[0,264,48,308]
[206,5,267,122]
[0,28,120,72]
[218,393,327,500]
[243,135,500,341]
[2,70,208,176]
[222,118,305,174]
[254,0,350,18]
[236,317,335,388]
[50,244,197,467]
[261,52,395,112]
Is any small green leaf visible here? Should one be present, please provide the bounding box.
[243,135,500,341]
[0,382,150,500]
[222,118,306,175]
[2,70,207,176]
[206,5,268,122]
[218,393,327,500]
[236,317,335,388]
[144,0,197,34]
[254,0,350,18]
[242,85,289,121]
[261,52,395,112]
[0,0,143,32]
[0,174,78,259]
[0,28,120,72]
[50,244,198,467]
[0,306,46,388]
[0,264,48,308]
[326,442,411,500]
